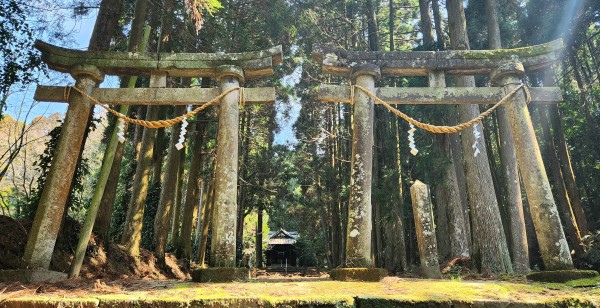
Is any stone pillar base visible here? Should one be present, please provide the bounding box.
[0,270,67,283]
[191,267,250,283]
[329,268,387,282]
[526,270,599,283]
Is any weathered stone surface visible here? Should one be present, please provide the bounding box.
[329,268,387,282]
[526,270,599,283]
[410,181,442,279]
[346,66,378,268]
[210,66,242,268]
[492,62,573,271]
[34,86,276,105]
[0,270,67,283]
[314,39,563,77]
[318,85,562,105]
[192,267,250,282]
[35,40,282,78]
[191,267,250,282]
[22,71,101,271]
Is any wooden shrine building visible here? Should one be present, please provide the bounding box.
[265,229,299,267]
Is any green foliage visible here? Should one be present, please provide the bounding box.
[294,237,319,266]
[21,120,93,220]
[0,0,43,117]
[579,231,600,272]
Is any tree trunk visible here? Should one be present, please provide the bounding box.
[199,181,215,266]
[170,145,186,247]
[389,0,395,51]
[431,0,445,49]
[255,205,264,268]
[120,105,159,257]
[446,0,512,274]
[536,106,583,255]
[418,0,435,48]
[393,116,408,271]
[93,0,150,241]
[176,120,206,260]
[236,107,251,264]
[549,103,589,234]
[153,105,185,265]
[429,71,470,260]
[365,0,380,51]
[485,0,529,274]
[544,69,589,236]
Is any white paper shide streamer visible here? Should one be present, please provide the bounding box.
[408,123,418,156]
[472,123,481,157]
[116,117,126,143]
[175,118,188,150]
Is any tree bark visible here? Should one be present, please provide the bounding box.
[198,181,215,266]
[418,0,435,48]
[176,120,206,260]
[431,0,445,49]
[169,144,186,247]
[389,0,395,51]
[93,0,150,241]
[536,106,583,255]
[365,0,380,51]
[446,0,512,274]
[544,69,589,236]
[429,71,470,260]
[255,205,264,268]
[153,105,185,264]
[120,105,159,257]
[485,0,529,274]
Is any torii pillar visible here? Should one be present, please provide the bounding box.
[491,62,573,270]
[18,65,103,282]
[346,64,379,268]
[211,65,244,268]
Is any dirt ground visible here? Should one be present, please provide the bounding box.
[0,215,189,280]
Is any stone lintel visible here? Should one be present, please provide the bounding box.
[34,86,276,105]
[314,39,562,77]
[318,85,562,105]
[35,40,282,79]
[0,270,67,283]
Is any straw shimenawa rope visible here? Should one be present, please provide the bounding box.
[351,83,530,134]
[65,85,242,129]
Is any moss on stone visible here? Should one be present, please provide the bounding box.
[329,268,387,282]
[191,267,250,283]
[526,270,599,283]
[565,276,600,288]
[443,40,560,60]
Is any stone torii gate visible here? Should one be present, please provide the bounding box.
[314,39,573,279]
[9,40,281,282]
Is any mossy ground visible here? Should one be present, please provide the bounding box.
[1,277,599,307]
